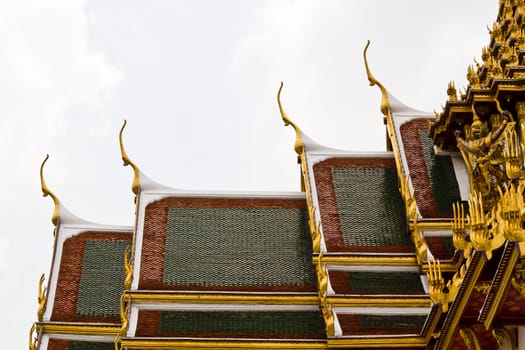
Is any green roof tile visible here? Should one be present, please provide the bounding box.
[76,240,129,317]
[331,167,410,247]
[348,271,424,293]
[69,341,114,350]
[159,310,326,336]
[357,314,427,330]
[164,207,316,287]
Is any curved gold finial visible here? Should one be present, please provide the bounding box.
[363,40,390,116]
[40,155,60,227]
[277,82,304,155]
[119,120,140,195]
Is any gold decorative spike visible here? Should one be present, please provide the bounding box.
[428,259,448,311]
[481,46,490,63]
[411,218,427,265]
[308,206,321,253]
[29,323,38,350]
[498,183,525,241]
[119,120,141,195]
[119,294,130,336]
[40,154,60,227]
[123,246,133,290]
[467,65,480,89]
[460,327,482,350]
[427,257,470,312]
[468,191,495,259]
[363,40,390,116]
[493,327,518,350]
[447,81,457,101]
[453,202,471,258]
[277,82,304,155]
[37,273,47,321]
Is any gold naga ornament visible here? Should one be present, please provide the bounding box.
[451,104,525,260]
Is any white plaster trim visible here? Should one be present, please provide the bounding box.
[41,333,115,343]
[451,155,470,201]
[420,275,429,294]
[127,304,140,337]
[422,230,452,238]
[333,306,430,315]
[43,216,132,321]
[333,311,343,337]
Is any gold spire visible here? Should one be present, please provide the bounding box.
[40,154,60,227]
[277,82,304,155]
[119,120,141,195]
[363,40,390,116]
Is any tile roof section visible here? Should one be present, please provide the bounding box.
[46,339,114,350]
[51,231,131,323]
[139,197,317,292]
[329,271,425,295]
[399,118,461,218]
[135,310,326,339]
[337,314,427,336]
[313,157,412,253]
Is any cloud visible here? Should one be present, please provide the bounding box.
[0,0,123,195]
[0,237,7,273]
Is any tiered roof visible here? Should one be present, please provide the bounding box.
[31,1,525,349]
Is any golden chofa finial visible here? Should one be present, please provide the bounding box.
[40,155,60,227]
[363,40,390,116]
[447,81,458,101]
[119,120,140,195]
[277,82,304,155]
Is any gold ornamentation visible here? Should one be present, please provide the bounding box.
[40,154,60,228]
[447,81,457,101]
[473,282,491,294]
[363,40,390,116]
[37,273,47,321]
[427,257,469,313]
[114,334,121,350]
[512,264,525,297]
[468,191,505,260]
[493,327,518,350]
[467,65,480,89]
[497,183,525,241]
[308,207,321,253]
[277,82,304,155]
[123,246,133,290]
[452,202,471,258]
[29,323,38,350]
[460,327,482,350]
[119,120,141,195]
[315,253,334,336]
[119,294,130,336]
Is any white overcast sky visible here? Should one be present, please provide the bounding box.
[0,1,496,347]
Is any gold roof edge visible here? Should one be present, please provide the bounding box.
[119,119,141,195]
[363,40,390,117]
[277,82,304,155]
[40,154,60,227]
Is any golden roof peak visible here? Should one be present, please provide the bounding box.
[363,40,390,116]
[119,120,141,195]
[39,154,60,227]
[277,82,304,155]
